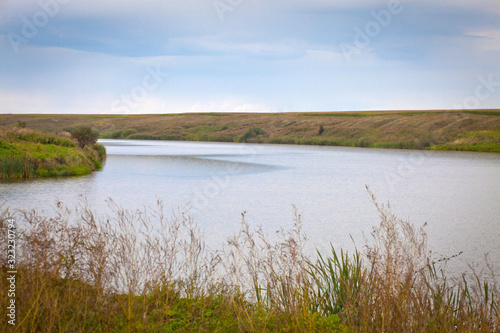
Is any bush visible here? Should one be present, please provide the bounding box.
[239,127,265,142]
[318,125,325,135]
[71,126,98,148]
[93,143,106,162]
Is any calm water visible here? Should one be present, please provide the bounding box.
[1,139,500,277]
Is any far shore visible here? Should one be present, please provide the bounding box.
[1,109,499,152]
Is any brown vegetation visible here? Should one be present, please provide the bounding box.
[1,110,500,151]
[1,189,499,332]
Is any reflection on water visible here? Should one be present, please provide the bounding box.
[109,155,280,178]
[1,139,499,278]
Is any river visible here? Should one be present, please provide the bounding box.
[1,139,499,278]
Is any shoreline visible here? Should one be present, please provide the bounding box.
[1,110,499,153]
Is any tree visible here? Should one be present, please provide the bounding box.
[71,126,98,148]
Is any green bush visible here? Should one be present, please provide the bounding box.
[71,126,99,148]
[239,127,265,142]
[93,143,106,161]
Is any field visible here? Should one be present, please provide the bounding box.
[1,110,500,152]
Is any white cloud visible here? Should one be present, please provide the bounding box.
[1,0,499,114]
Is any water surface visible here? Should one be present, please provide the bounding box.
[1,139,499,277]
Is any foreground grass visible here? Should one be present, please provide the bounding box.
[1,110,500,152]
[1,190,499,332]
[0,126,106,180]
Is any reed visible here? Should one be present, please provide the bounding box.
[0,154,37,180]
[1,192,498,332]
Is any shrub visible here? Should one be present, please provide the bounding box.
[93,143,106,162]
[318,125,325,135]
[71,126,98,148]
[239,127,265,142]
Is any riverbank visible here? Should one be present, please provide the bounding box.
[1,194,498,332]
[0,126,106,180]
[1,110,499,152]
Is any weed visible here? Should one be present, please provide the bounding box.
[0,190,498,332]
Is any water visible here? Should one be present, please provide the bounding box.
[1,139,500,277]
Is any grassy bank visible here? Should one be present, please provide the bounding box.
[0,126,106,180]
[1,110,500,152]
[1,191,498,332]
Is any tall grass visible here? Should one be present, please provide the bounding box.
[0,154,38,180]
[1,192,499,332]
[0,126,106,179]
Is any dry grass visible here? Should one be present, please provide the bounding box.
[1,110,500,152]
[1,190,499,332]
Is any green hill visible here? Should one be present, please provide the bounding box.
[1,110,499,152]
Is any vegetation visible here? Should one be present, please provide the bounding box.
[1,190,498,332]
[318,125,325,135]
[0,126,106,180]
[239,127,265,142]
[100,128,138,139]
[71,126,99,148]
[1,110,499,152]
[428,131,500,152]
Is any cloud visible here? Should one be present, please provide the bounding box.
[0,0,499,114]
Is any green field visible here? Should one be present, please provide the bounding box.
[0,126,106,180]
[1,109,500,152]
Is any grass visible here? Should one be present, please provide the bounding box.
[0,126,106,180]
[2,110,500,152]
[100,128,138,139]
[428,131,500,152]
[1,188,498,332]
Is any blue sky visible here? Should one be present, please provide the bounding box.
[0,0,499,114]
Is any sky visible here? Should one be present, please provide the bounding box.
[0,0,499,114]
